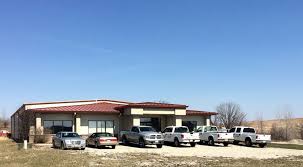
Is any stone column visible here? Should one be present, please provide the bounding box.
[35,113,42,134]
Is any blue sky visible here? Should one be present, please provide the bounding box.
[0,1,302,120]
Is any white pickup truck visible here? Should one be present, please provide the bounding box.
[162,126,200,147]
[230,126,271,148]
[196,126,234,146]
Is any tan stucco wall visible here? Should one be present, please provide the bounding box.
[132,116,140,126]
[175,109,186,115]
[41,113,74,121]
[124,108,187,116]
[175,116,182,126]
[143,108,175,115]
[131,108,144,115]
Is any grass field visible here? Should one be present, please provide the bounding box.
[0,139,303,167]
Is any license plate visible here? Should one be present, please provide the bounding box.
[107,140,111,142]
[155,141,159,143]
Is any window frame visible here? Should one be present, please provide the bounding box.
[88,120,115,134]
[43,120,73,134]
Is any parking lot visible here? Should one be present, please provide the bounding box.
[83,143,303,159]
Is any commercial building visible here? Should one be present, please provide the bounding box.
[11,99,216,143]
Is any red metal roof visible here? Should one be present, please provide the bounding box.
[29,102,122,114]
[28,100,214,116]
[115,102,187,109]
[186,110,217,116]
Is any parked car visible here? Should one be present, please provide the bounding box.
[120,126,164,148]
[86,132,118,149]
[230,126,271,148]
[196,126,233,146]
[52,132,86,150]
[162,126,199,147]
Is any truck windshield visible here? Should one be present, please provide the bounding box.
[139,127,156,132]
[205,126,218,132]
[175,127,189,133]
[62,133,79,138]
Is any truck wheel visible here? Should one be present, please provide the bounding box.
[156,144,162,148]
[259,143,267,148]
[122,136,128,145]
[223,142,229,147]
[245,138,252,147]
[190,142,196,147]
[208,138,215,146]
[61,142,66,150]
[52,140,56,148]
[174,138,180,147]
[139,138,145,148]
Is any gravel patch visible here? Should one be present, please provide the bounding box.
[84,144,303,159]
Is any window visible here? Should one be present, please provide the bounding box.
[43,120,72,134]
[182,121,197,132]
[204,126,218,132]
[174,127,189,133]
[62,132,79,138]
[131,127,139,133]
[140,118,161,132]
[236,128,241,133]
[163,128,173,133]
[196,127,203,132]
[229,128,235,133]
[139,127,156,132]
[243,128,255,133]
[88,120,114,134]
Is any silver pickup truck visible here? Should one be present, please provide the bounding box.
[120,126,164,148]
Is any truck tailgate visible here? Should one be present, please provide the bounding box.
[256,134,271,141]
[218,133,234,140]
[183,132,200,140]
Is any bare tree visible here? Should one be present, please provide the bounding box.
[275,105,294,141]
[270,123,285,141]
[299,124,303,140]
[215,102,247,129]
[255,112,264,133]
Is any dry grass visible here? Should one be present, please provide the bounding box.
[0,139,91,167]
[1,139,303,167]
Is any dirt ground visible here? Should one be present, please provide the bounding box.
[2,139,303,167]
[83,143,303,159]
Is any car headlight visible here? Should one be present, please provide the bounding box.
[81,140,85,144]
[65,140,71,144]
